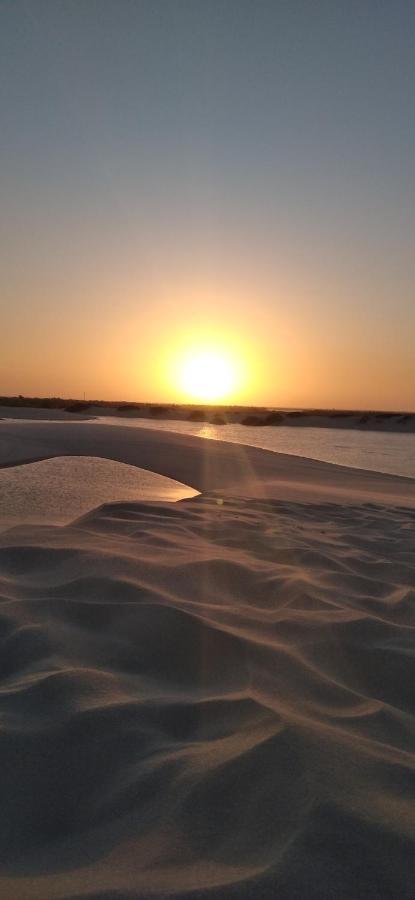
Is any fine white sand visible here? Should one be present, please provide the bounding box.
[0,456,198,532]
[0,420,414,898]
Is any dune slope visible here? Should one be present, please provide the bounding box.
[1,419,414,506]
[0,491,414,898]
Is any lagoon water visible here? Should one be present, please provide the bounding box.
[1,418,413,532]
[0,455,198,532]
[99,417,415,479]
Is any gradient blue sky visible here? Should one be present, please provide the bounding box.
[1,0,414,408]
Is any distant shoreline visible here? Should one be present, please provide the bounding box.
[1,397,414,433]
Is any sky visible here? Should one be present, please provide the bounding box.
[1,0,414,409]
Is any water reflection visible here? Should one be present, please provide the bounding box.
[0,456,198,532]
[99,418,415,479]
[197,424,219,441]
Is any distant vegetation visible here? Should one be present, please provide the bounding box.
[0,396,413,433]
[187,410,206,421]
[149,406,171,416]
[0,395,72,408]
[117,404,141,412]
[241,415,263,426]
[264,412,284,425]
[64,401,90,413]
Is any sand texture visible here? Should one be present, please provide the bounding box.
[0,422,414,897]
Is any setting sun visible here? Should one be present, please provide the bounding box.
[178,349,238,402]
[160,325,256,405]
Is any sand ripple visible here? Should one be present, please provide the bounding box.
[0,495,414,898]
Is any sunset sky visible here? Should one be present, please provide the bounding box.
[1,1,414,409]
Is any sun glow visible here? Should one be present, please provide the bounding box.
[177,348,240,402]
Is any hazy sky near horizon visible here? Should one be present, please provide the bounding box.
[1,0,414,409]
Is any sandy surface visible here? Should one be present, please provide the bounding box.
[1,419,414,507]
[0,420,414,898]
[0,456,199,533]
[0,406,94,421]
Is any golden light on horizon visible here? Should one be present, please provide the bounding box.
[177,348,239,402]
[162,333,250,404]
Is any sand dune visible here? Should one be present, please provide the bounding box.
[1,419,414,506]
[0,422,414,897]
